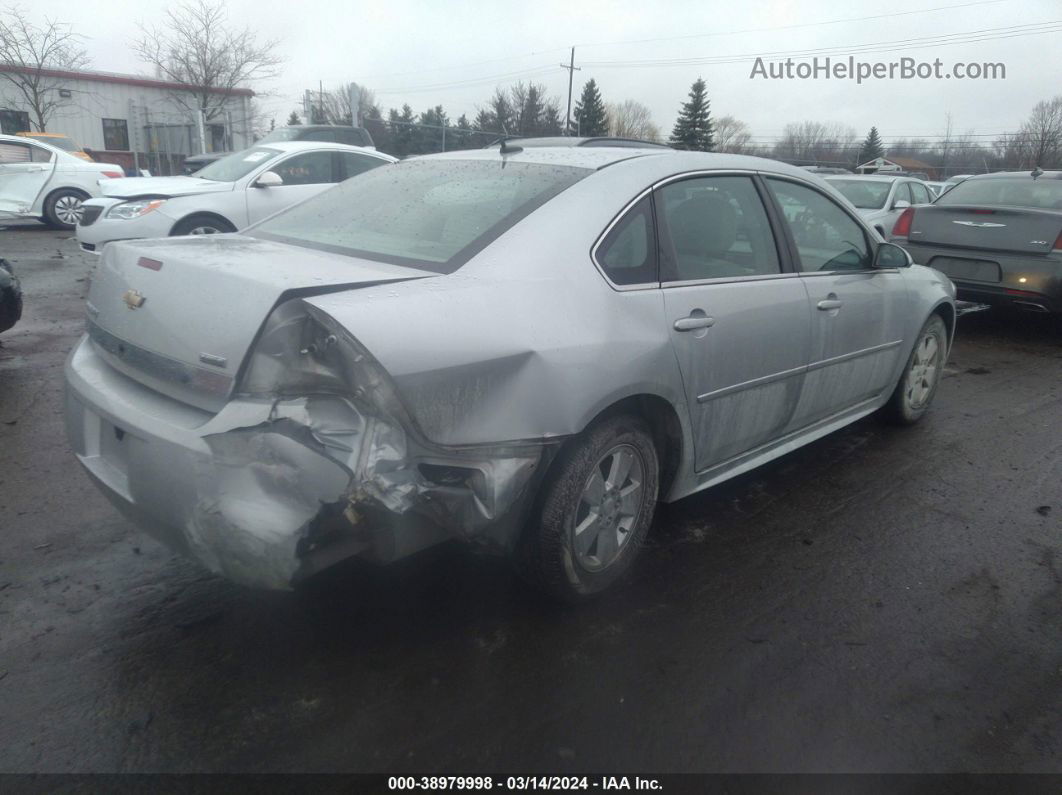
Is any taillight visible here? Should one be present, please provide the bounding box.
[892,207,915,237]
[100,171,123,179]
[1054,229,1062,252]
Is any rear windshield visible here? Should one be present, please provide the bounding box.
[31,135,77,152]
[195,147,281,182]
[251,159,592,272]
[826,179,891,209]
[936,176,1062,210]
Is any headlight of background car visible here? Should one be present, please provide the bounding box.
[106,199,167,220]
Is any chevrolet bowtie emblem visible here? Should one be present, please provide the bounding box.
[122,289,146,309]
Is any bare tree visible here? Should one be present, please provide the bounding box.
[937,113,955,175]
[311,82,379,126]
[0,5,88,131]
[132,0,281,123]
[773,121,857,166]
[712,115,753,154]
[1015,96,1062,168]
[606,100,660,141]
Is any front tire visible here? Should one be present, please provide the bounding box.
[518,414,659,602]
[882,314,948,425]
[43,189,89,230]
[170,215,236,237]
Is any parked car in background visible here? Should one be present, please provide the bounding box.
[258,124,375,149]
[890,169,1062,314]
[0,134,124,229]
[180,152,226,175]
[825,174,935,236]
[179,126,378,175]
[76,142,395,252]
[65,146,955,601]
[925,181,949,197]
[16,132,93,161]
[0,258,21,335]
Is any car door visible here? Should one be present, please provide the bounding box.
[0,141,55,216]
[656,174,811,472]
[244,149,339,225]
[764,177,907,428]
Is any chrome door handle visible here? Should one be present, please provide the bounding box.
[674,315,715,331]
[26,166,44,172]
[817,299,843,311]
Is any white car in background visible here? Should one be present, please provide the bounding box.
[76,142,396,253]
[824,174,935,236]
[0,134,124,229]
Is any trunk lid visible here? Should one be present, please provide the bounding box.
[909,205,1062,255]
[86,235,431,412]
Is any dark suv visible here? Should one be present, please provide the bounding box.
[182,125,376,175]
[258,125,375,148]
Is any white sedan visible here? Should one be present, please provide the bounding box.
[0,133,124,229]
[76,142,396,253]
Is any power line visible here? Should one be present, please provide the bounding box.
[581,21,1062,67]
[573,0,1006,48]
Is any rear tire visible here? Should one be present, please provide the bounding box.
[517,414,659,602]
[43,189,89,230]
[170,215,236,237]
[882,314,947,425]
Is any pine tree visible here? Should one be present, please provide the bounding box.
[574,79,608,136]
[286,111,301,126]
[387,105,416,158]
[670,78,713,151]
[858,126,885,163]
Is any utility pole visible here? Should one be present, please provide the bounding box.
[319,80,325,124]
[560,47,580,136]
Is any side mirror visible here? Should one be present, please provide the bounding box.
[254,171,283,188]
[874,242,913,269]
[892,199,911,211]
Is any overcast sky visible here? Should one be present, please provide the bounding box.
[50,0,1062,143]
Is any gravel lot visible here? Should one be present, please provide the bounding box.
[1,222,1059,773]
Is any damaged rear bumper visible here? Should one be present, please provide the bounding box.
[64,335,553,589]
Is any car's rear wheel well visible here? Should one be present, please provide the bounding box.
[576,395,683,499]
[170,212,236,236]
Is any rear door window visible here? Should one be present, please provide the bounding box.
[657,175,780,282]
[336,151,386,181]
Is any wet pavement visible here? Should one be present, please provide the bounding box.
[0,223,1059,773]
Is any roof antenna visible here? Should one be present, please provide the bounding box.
[1031,165,1044,179]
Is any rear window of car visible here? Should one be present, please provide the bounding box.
[936,177,1062,210]
[27,135,76,151]
[251,159,592,273]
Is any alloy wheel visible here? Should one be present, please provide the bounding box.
[905,330,941,409]
[571,443,646,572]
[54,194,84,226]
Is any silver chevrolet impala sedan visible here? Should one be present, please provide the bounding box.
[65,145,956,600]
